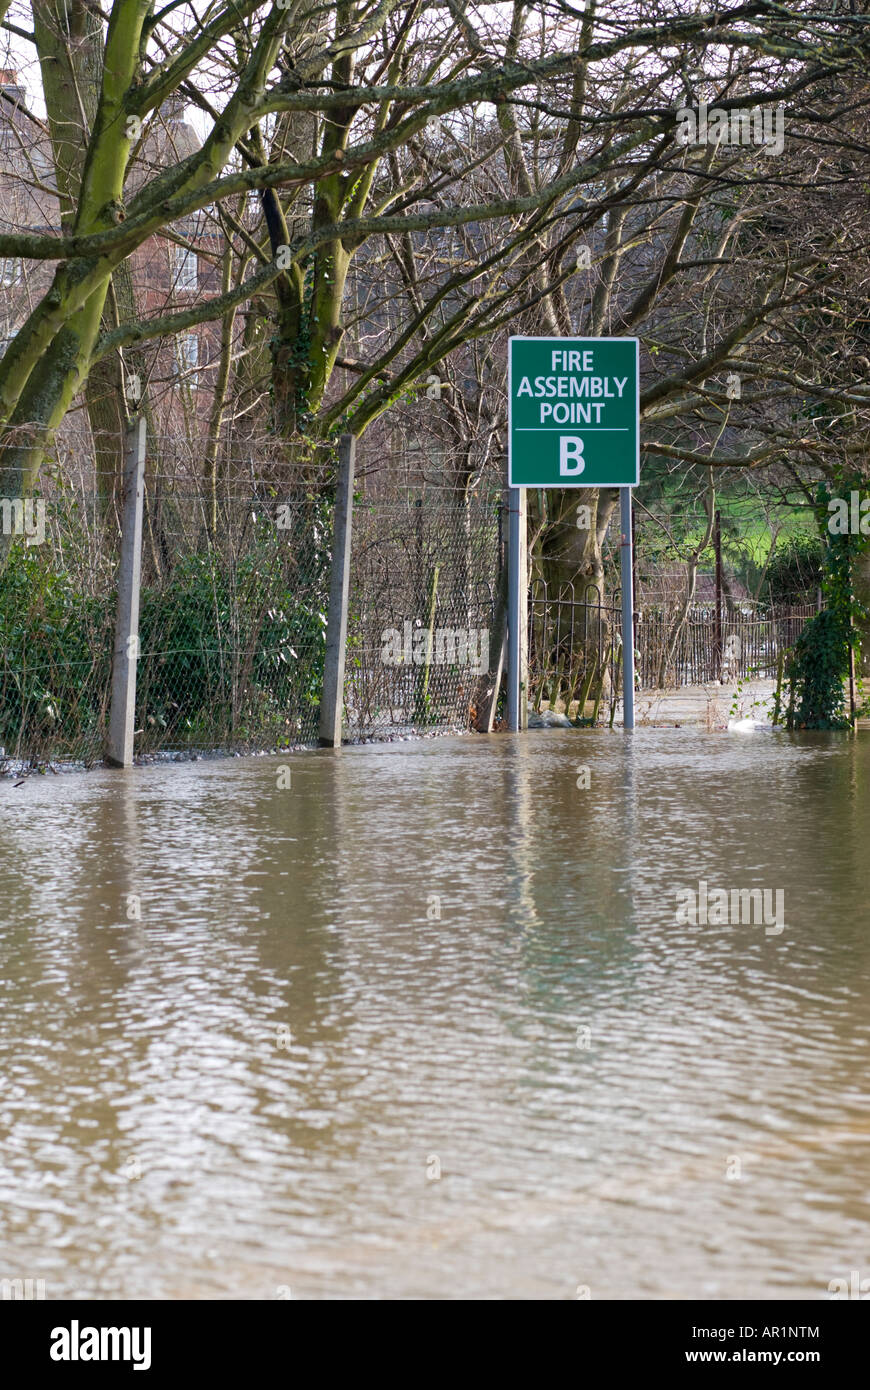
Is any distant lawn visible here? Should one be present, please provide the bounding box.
[633,490,819,596]
[638,492,817,565]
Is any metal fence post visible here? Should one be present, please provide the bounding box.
[319,433,356,748]
[520,489,528,730]
[475,501,509,732]
[619,486,635,730]
[106,415,147,768]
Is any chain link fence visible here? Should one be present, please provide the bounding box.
[0,436,505,766]
[0,438,335,767]
[136,438,334,756]
[0,433,824,765]
[0,484,117,767]
[346,478,502,736]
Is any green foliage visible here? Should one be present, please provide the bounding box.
[0,544,113,759]
[137,512,330,747]
[0,513,331,761]
[785,480,867,730]
[788,607,851,730]
[764,532,823,605]
[729,668,767,721]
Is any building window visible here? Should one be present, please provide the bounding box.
[173,245,197,292]
[175,332,199,388]
[0,257,20,286]
[189,205,214,238]
[432,226,456,263]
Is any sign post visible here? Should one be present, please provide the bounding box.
[507,336,639,730]
[619,487,635,729]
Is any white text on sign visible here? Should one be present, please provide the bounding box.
[560,438,585,476]
[516,367,630,423]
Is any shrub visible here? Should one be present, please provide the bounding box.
[0,522,330,760]
[788,606,851,729]
[765,532,823,605]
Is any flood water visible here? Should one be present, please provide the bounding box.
[1,729,869,1300]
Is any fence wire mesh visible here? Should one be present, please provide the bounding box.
[0,431,823,766]
[346,477,502,736]
[0,439,336,767]
[0,491,116,767]
[0,438,506,766]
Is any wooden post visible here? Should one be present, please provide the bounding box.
[772,648,786,727]
[475,557,508,733]
[319,434,356,748]
[848,634,858,733]
[714,508,722,682]
[786,654,797,731]
[106,416,147,768]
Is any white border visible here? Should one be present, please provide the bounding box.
[507,335,639,488]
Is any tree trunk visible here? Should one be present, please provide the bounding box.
[531,485,618,698]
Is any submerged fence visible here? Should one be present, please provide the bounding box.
[0,433,504,765]
[634,601,820,688]
[0,443,335,766]
[528,580,622,716]
[0,429,821,766]
[527,579,819,713]
[346,487,500,735]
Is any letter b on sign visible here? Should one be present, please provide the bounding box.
[560,437,584,476]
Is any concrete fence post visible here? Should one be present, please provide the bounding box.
[319,433,356,748]
[105,416,147,768]
[507,486,528,731]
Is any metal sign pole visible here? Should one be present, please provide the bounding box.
[619,485,635,730]
[507,485,521,731]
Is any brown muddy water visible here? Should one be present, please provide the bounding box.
[1,729,869,1299]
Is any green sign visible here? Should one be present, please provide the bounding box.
[508,336,639,487]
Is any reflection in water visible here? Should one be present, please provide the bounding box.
[1,730,869,1299]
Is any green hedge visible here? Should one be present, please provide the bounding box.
[0,526,329,762]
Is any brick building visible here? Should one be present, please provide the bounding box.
[0,70,222,444]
